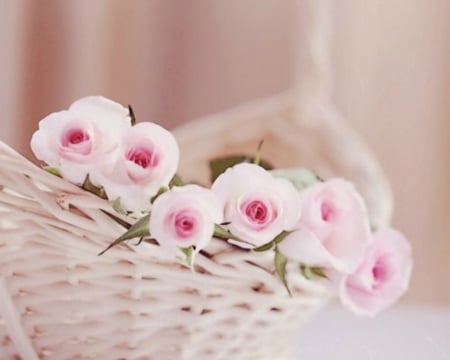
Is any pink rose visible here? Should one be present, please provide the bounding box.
[338,228,413,317]
[91,122,179,212]
[149,185,223,258]
[278,179,371,273]
[211,163,301,247]
[31,96,131,184]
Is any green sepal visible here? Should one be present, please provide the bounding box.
[169,174,184,188]
[300,265,328,280]
[98,214,150,255]
[44,167,62,178]
[179,247,194,269]
[274,231,290,244]
[128,105,136,126]
[275,249,291,296]
[311,266,328,279]
[252,139,265,166]
[150,186,169,204]
[112,198,127,215]
[300,264,313,280]
[82,175,107,200]
[270,168,321,191]
[209,155,273,183]
[101,210,131,230]
[253,231,290,252]
[253,241,275,252]
[213,224,255,247]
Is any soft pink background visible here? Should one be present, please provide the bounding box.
[0,0,448,304]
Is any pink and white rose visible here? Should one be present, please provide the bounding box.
[149,185,223,258]
[278,179,371,273]
[338,228,413,317]
[211,163,301,247]
[31,96,131,184]
[91,122,179,212]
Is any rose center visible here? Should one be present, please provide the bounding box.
[62,128,90,146]
[372,258,389,289]
[241,199,275,228]
[126,147,159,169]
[321,201,334,222]
[173,211,197,239]
[246,202,267,222]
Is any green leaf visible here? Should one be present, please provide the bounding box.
[311,266,328,279]
[44,167,62,178]
[300,265,327,280]
[82,175,107,199]
[128,105,136,126]
[150,186,169,204]
[179,247,194,269]
[169,174,184,188]
[112,198,127,215]
[253,241,274,252]
[275,249,291,296]
[300,264,313,280]
[98,214,150,255]
[253,231,290,252]
[213,224,236,240]
[253,139,265,166]
[273,231,290,244]
[101,210,131,229]
[213,224,255,247]
[270,168,321,191]
[209,155,273,183]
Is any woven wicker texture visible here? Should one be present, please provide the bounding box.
[0,138,332,360]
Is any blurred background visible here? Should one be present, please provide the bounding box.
[0,0,448,305]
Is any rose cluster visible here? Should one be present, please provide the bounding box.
[212,165,412,317]
[31,96,179,212]
[31,96,413,317]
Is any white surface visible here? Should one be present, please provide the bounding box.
[297,304,450,359]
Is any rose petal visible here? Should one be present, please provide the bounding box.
[278,226,356,272]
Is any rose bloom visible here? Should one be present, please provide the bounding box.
[338,228,413,317]
[31,96,131,184]
[211,163,301,247]
[278,179,371,273]
[91,122,179,212]
[149,185,223,258]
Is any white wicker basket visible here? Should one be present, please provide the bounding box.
[0,93,392,360]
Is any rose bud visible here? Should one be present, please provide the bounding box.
[278,179,371,273]
[149,185,223,259]
[91,122,179,212]
[338,228,413,317]
[31,96,131,184]
[211,163,301,247]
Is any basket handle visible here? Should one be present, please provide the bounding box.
[291,0,394,227]
[292,0,333,109]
